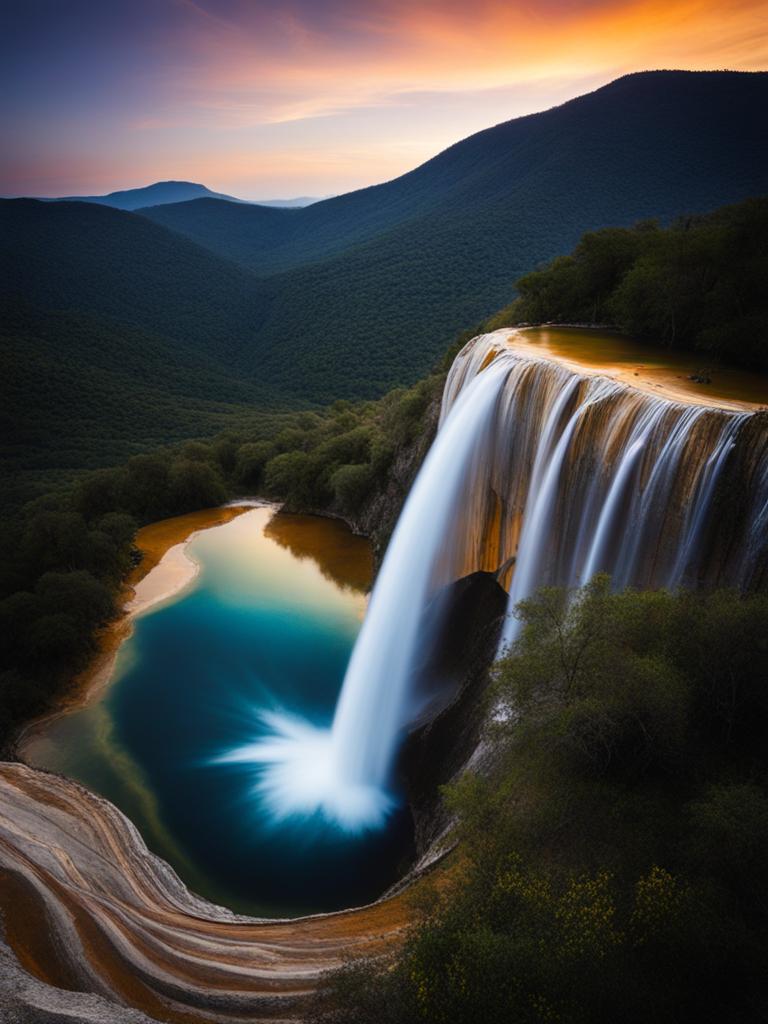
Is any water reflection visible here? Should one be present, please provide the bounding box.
[25,507,413,916]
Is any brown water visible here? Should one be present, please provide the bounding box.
[264,513,373,593]
[511,327,768,410]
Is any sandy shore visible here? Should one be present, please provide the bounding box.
[16,503,262,761]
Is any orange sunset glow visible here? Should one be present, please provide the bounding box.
[2,0,767,198]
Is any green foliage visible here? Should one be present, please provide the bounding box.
[235,441,275,490]
[168,459,227,512]
[331,464,375,514]
[507,198,768,369]
[251,373,442,517]
[0,351,443,751]
[0,300,306,519]
[264,451,317,505]
[312,583,768,1023]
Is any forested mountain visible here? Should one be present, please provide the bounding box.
[3,71,767,509]
[0,200,285,513]
[142,71,768,396]
[141,70,768,279]
[137,197,303,269]
[0,199,273,368]
[7,71,767,404]
[0,304,293,517]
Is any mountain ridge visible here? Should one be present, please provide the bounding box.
[139,70,768,400]
[139,70,768,277]
[3,69,767,509]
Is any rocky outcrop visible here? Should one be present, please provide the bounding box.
[0,762,414,1023]
[400,572,507,860]
[0,937,155,1024]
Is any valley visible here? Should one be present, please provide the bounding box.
[2,54,768,1024]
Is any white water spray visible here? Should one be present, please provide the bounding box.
[219,330,767,831]
[218,358,510,830]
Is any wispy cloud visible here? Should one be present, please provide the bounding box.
[3,0,766,197]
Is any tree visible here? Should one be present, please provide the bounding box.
[235,441,275,490]
[168,459,226,512]
[74,467,127,521]
[124,454,171,518]
[21,511,89,576]
[331,464,373,514]
[35,570,114,629]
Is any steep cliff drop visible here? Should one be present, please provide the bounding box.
[441,331,768,650]
[240,329,768,825]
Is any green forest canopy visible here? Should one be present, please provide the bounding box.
[490,196,768,370]
[4,192,766,521]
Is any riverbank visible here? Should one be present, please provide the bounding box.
[14,503,261,762]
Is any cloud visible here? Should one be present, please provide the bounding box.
[3,0,767,196]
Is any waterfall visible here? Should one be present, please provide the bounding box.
[221,329,768,831]
[217,357,512,830]
[440,332,766,649]
[330,357,509,787]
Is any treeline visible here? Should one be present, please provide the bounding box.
[313,580,768,1023]
[491,196,768,370]
[6,193,767,522]
[0,371,442,748]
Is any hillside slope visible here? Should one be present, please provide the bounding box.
[0,200,292,513]
[140,71,768,397]
[0,303,296,516]
[0,199,273,368]
[142,71,768,278]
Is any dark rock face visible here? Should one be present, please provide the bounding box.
[399,572,508,858]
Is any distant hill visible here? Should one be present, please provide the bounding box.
[0,197,312,512]
[257,197,323,208]
[0,198,276,365]
[44,180,245,211]
[137,198,300,269]
[9,181,323,211]
[0,304,282,516]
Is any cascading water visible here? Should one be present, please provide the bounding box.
[441,332,766,654]
[217,358,511,829]
[219,329,768,832]
[330,359,510,785]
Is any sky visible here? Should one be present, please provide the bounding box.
[1,0,766,200]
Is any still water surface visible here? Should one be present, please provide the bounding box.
[26,508,414,916]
